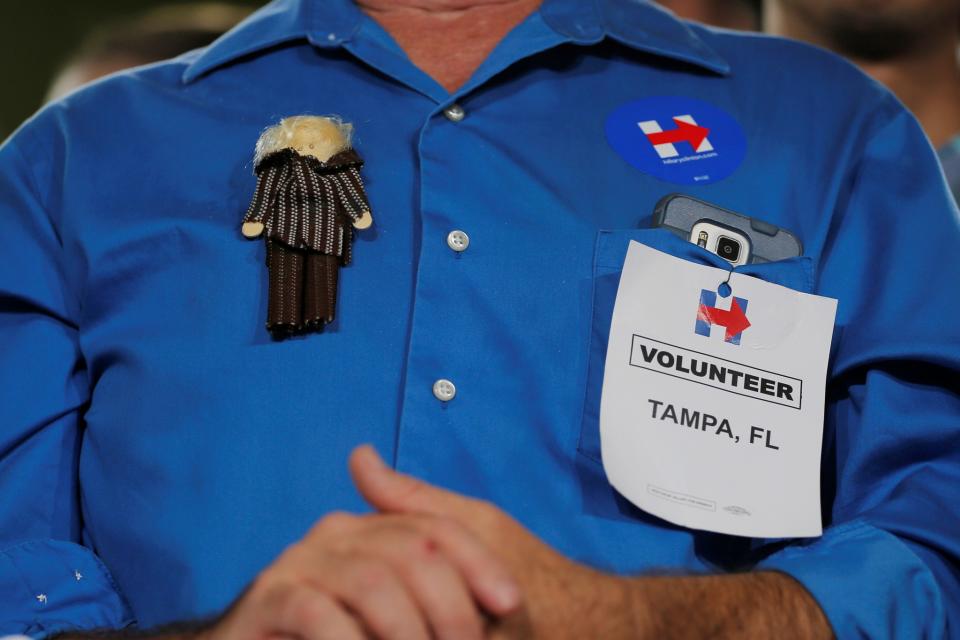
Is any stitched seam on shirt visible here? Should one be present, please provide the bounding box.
[802,258,814,292]
[309,0,318,34]
[4,544,48,630]
[50,539,133,620]
[772,520,872,560]
[820,97,935,381]
[6,129,86,325]
[312,0,362,41]
[812,93,905,296]
[771,520,947,637]
[8,135,52,221]
[575,232,605,461]
[85,547,136,624]
[0,540,136,629]
[0,539,42,556]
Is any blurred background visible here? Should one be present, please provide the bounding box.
[0,0,763,141]
[1,0,958,203]
[0,1,260,139]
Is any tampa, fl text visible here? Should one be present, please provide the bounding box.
[646,399,780,451]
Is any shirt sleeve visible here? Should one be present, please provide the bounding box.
[757,98,960,640]
[0,127,135,636]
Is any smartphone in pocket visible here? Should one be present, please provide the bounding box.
[652,194,802,265]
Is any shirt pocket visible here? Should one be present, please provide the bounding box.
[577,228,815,465]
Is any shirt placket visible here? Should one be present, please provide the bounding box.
[329,11,574,478]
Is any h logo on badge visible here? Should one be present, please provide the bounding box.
[639,115,713,159]
[695,289,751,345]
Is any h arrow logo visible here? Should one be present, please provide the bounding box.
[695,289,750,345]
[639,115,713,159]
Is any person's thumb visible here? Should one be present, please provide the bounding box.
[349,444,466,517]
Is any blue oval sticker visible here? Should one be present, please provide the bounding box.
[605,96,746,186]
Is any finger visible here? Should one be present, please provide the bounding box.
[409,517,521,616]
[266,583,366,640]
[370,529,485,640]
[349,445,464,518]
[318,554,431,640]
[349,448,521,615]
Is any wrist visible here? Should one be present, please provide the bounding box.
[559,566,650,639]
[619,572,833,640]
[619,573,655,637]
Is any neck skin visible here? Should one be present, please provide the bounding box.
[765,3,960,148]
[356,0,542,93]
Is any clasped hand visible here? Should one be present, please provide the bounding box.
[203,446,615,640]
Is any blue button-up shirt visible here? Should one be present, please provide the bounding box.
[939,136,960,204]
[2,0,959,637]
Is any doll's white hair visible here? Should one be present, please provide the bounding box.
[254,115,353,165]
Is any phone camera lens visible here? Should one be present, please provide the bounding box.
[716,236,742,263]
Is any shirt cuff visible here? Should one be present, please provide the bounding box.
[758,520,946,639]
[0,539,134,637]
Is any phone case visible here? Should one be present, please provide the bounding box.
[652,194,802,264]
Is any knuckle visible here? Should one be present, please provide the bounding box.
[413,534,442,561]
[472,499,504,528]
[473,498,499,518]
[271,542,318,577]
[408,530,449,561]
[388,518,433,544]
[421,514,479,552]
[436,608,482,637]
[288,591,335,629]
[278,540,309,563]
[392,476,428,504]
[251,574,298,609]
[312,510,356,535]
[394,539,439,570]
[403,512,450,538]
[428,513,463,537]
[348,557,394,593]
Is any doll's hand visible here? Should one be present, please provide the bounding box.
[242,221,265,238]
[353,211,373,230]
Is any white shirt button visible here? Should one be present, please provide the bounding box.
[432,379,457,402]
[447,230,470,252]
[443,104,465,122]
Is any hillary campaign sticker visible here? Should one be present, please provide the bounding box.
[605,97,746,185]
[599,243,837,538]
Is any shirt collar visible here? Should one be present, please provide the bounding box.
[182,0,729,84]
[181,0,364,83]
[541,0,730,74]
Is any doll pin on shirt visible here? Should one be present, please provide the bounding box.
[242,116,373,338]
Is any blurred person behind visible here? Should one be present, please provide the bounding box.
[46,2,253,102]
[657,0,760,30]
[765,0,960,201]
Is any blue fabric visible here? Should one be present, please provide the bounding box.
[938,134,960,205]
[0,541,134,635]
[1,0,958,637]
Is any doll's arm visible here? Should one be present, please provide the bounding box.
[241,164,285,238]
[332,168,373,230]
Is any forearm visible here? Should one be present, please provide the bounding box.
[43,568,833,640]
[625,571,833,639]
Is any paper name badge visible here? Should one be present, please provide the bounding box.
[600,243,837,538]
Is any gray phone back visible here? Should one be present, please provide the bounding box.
[652,194,802,264]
